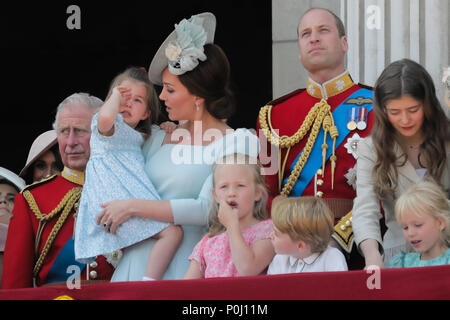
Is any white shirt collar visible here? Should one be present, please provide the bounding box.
[288,252,321,267]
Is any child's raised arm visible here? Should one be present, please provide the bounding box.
[97,86,131,136]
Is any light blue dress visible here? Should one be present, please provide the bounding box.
[111,126,260,281]
[386,249,450,268]
[75,114,170,264]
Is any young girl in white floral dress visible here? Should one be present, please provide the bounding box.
[75,67,182,281]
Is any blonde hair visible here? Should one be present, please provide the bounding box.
[208,153,268,237]
[395,180,450,248]
[271,196,334,253]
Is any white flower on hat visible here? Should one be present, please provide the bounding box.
[166,15,208,75]
[165,42,182,63]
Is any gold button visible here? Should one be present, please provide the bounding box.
[317,179,324,186]
[340,225,346,231]
[89,261,98,268]
[316,191,324,198]
[317,169,323,176]
[345,220,351,226]
[89,270,98,279]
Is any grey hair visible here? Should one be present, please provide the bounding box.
[52,93,103,130]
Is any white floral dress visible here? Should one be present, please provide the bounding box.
[75,114,169,264]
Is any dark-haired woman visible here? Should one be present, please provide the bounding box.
[100,13,259,281]
[353,59,450,268]
[20,130,63,185]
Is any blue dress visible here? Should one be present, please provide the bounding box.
[386,249,450,268]
[75,114,170,264]
[111,126,260,281]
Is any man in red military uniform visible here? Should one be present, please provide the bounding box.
[258,8,374,258]
[2,93,117,288]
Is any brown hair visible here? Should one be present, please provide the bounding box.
[107,67,161,138]
[178,44,235,120]
[22,144,63,185]
[371,59,450,198]
[271,196,334,253]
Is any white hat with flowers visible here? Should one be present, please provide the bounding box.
[148,12,216,86]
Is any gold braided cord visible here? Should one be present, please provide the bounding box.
[23,188,82,222]
[259,101,324,148]
[280,102,331,195]
[23,188,82,279]
[259,100,338,196]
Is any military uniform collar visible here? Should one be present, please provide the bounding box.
[306,71,354,100]
[61,167,85,186]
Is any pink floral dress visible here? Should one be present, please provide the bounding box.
[188,219,273,278]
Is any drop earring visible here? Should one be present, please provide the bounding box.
[195,102,200,111]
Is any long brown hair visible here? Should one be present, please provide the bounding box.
[371,59,450,198]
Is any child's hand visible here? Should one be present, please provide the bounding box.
[218,199,239,230]
[160,121,178,134]
[112,86,132,106]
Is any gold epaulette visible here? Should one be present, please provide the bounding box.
[21,175,58,193]
[332,211,354,254]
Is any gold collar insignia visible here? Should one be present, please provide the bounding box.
[306,71,354,100]
[61,167,85,186]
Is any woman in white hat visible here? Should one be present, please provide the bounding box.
[0,167,24,225]
[0,167,25,286]
[20,130,63,185]
[98,12,260,281]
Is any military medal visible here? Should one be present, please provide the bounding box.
[347,107,357,131]
[357,107,367,130]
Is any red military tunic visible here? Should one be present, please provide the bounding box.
[2,168,115,289]
[258,72,374,219]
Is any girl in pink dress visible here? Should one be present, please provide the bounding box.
[184,153,275,278]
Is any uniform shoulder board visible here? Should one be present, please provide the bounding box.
[332,211,354,254]
[266,88,306,107]
[358,83,374,91]
[21,175,58,193]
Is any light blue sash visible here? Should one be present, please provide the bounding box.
[284,88,373,197]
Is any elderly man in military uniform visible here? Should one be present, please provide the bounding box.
[258,8,374,260]
[2,93,118,288]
